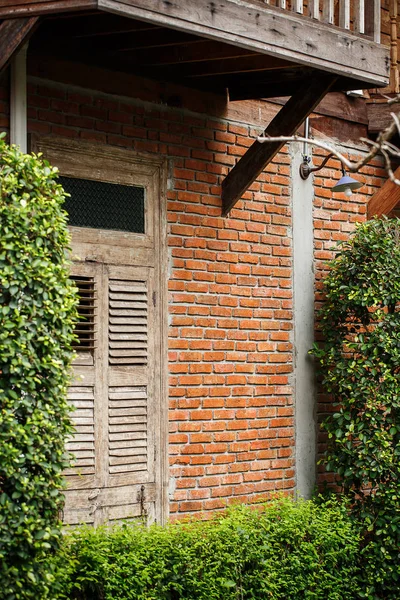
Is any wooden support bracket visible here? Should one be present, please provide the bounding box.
[367,166,400,218]
[0,17,39,75]
[221,75,338,216]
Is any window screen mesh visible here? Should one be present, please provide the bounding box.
[59,176,145,233]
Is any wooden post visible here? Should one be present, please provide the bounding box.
[221,75,337,216]
[10,44,28,152]
[0,17,38,75]
[389,0,399,93]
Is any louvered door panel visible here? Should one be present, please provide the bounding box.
[65,386,95,477]
[106,265,155,499]
[109,279,148,365]
[109,386,148,474]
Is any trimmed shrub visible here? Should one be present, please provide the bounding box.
[312,218,400,598]
[53,497,361,600]
[0,135,78,599]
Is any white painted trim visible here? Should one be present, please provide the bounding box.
[10,44,28,153]
[291,143,317,499]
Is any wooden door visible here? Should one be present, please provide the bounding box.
[33,138,167,526]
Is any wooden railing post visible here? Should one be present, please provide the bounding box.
[322,0,335,25]
[292,0,304,13]
[309,0,320,20]
[354,0,366,34]
[339,0,350,29]
[365,0,381,42]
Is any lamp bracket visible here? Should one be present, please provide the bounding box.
[299,152,334,180]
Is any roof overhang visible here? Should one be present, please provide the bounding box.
[0,0,390,90]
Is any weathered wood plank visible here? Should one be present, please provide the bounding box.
[221,75,338,215]
[0,16,38,74]
[367,166,400,218]
[366,101,396,133]
[0,1,95,18]
[99,0,389,87]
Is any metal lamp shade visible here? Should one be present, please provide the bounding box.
[332,175,363,193]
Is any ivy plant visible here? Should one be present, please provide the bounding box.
[312,217,400,598]
[0,134,78,600]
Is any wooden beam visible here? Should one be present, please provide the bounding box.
[99,0,389,88]
[367,166,400,218]
[0,17,39,75]
[367,101,395,134]
[221,75,338,216]
[0,1,96,18]
[269,93,369,126]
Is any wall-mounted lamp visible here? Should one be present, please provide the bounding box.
[332,168,363,196]
[299,153,364,196]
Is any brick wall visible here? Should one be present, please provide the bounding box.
[24,78,295,516]
[0,73,386,516]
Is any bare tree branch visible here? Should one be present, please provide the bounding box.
[257,97,400,186]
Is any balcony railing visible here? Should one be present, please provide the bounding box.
[257,0,381,41]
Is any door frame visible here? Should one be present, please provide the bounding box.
[32,136,169,524]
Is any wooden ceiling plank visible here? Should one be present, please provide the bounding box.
[0,16,39,74]
[121,40,257,66]
[221,75,338,216]
[367,166,400,218]
[0,1,96,18]
[104,29,201,51]
[122,55,293,80]
[36,13,160,38]
[32,28,200,52]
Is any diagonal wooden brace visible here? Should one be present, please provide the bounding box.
[367,165,400,218]
[221,75,338,216]
[0,17,39,75]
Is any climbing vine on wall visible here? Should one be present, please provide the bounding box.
[312,217,400,598]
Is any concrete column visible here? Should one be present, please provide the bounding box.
[10,44,28,153]
[290,143,316,499]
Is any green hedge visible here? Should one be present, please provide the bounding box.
[0,135,77,599]
[53,497,362,600]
